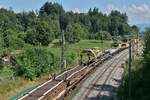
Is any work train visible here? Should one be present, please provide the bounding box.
[27,39,139,100]
[80,39,138,65]
[53,39,139,99]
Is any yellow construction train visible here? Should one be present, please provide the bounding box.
[80,39,137,65]
[80,47,103,65]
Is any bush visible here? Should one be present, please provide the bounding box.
[14,46,55,80]
[2,29,25,49]
[118,27,150,100]
[66,52,77,67]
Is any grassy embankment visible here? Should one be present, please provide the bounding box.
[118,54,145,100]
[0,40,111,100]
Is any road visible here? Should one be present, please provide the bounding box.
[73,49,129,100]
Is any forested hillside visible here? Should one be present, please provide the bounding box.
[0,2,139,48]
[0,2,139,80]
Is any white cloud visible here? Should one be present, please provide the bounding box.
[72,8,88,13]
[0,5,9,9]
[128,4,149,13]
[106,4,121,14]
[105,4,150,25]
[127,4,150,19]
[127,4,150,25]
[73,8,80,13]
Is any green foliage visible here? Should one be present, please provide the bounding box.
[35,20,52,46]
[0,1,137,80]
[39,2,65,16]
[16,11,36,31]
[65,24,74,43]
[25,20,55,46]
[118,27,150,100]
[25,29,38,45]
[0,67,14,78]
[143,27,150,57]
[2,29,24,49]
[108,10,130,36]
[96,31,112,40]
[65,23,87,43]
[73,23,87,38]
[66,52,77,66]
[0,3,135,48]
[130,25,139,38]
[0,34,4,49]
[15,47,55,80]
[118,57,144,100]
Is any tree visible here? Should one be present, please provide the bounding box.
[15,47,55,80]
[0,34,4,48]
[143,27,150,57]
[0,4,133,48]
[16,11,37,31]
[131,25,139,38]
[88,7,99,16]
[59,13,70,30]
[90,16,100,33]
[79,14,91,31]
[25,28,38,45]
[65,23,86,44]
[96,31,112,40]
[65,24,74,43]
[108,10,130,36]
[25,20,54,46]
[39,2,65,16]
[35,21,52,46]
[2,29,24,49]
[72,23,86,39]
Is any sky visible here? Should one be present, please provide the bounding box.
[0,0,150,25]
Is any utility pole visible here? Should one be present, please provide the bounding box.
[61,30,65,72]
[132,40,134,61]
[128,40,132,100]
[60,0,66,72]
[137,32,139,55]
[101,33,103,51]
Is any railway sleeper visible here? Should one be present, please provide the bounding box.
[42,82,67,100]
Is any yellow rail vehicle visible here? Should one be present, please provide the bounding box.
[120,43,129,49]
[80,47,102,65]
[111,42,122,48]
[112,42,129,49]
[91,47,102,58]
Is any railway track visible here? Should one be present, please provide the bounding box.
[19,55,102,100]
[19,65,85,100]
[73,49,129,100]
[96,45,142,100]
[19,48,128,100]
[94,51,128,100]
[98,61,125,100]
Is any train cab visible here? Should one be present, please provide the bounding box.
[80,47,102,65]
[120,43,129,49]
[111,42,121,49]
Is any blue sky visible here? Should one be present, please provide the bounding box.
[0,0,150,25]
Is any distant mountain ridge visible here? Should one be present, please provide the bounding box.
[137,24,150,32]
